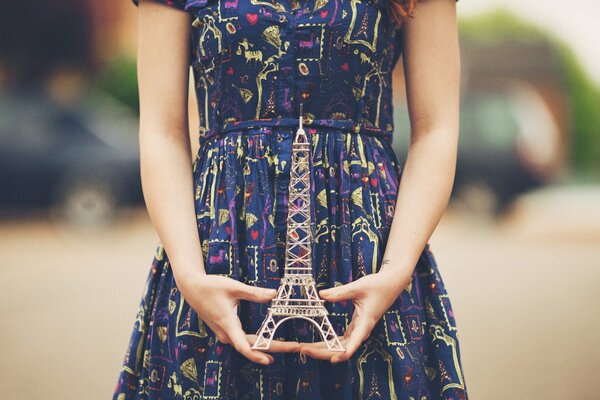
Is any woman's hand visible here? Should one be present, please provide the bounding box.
[177,271,301,365]
[299,267,411,363]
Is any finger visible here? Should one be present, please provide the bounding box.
[231,282,277,303]
[299,340,330,351]
[298,322,353,360]
[226,321,273,365]
[330,320,372,363]
[212,328,229,344]
[300,340,345,361]
[318,281,360,302]
[246,335,301,353]
[342,323,354,340]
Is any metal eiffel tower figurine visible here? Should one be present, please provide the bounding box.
[251,104,345,352]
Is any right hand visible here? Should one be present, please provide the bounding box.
[176,270,300,365]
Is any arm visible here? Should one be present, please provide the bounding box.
[300,0,461,362]
[135,0,299,364]
[136,0,202,289]
[380,0,461,290]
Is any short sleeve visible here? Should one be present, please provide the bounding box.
[130,0,188,11]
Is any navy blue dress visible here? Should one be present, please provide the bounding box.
[113,0,468,399]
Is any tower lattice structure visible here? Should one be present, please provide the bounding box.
[252,107,345,352]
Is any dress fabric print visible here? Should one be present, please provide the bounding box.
[114,0,468,399]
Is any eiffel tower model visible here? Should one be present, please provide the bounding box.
[251,106,345,352]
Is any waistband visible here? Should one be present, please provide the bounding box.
[199,117,390,145]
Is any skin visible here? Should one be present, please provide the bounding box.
[134,0,459,366]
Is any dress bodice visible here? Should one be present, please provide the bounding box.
[183,0,403,142]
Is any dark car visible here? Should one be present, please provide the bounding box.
[392,83,561,216]
[0,89,143,226]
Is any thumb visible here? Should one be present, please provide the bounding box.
[319,281,359,302]
[233,282,277,303]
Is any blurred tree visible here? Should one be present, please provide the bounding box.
[460,10,600,179]
[93,53,140,114]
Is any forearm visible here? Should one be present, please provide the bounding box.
[140,127,206,285]
[379,127,458,290]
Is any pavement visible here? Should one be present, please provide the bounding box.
[0,184,599,399]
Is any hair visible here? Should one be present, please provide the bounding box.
[387,0,417,27]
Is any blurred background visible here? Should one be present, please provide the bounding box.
[1,0,599,399]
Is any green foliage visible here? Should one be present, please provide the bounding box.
[459,9,547,42]
[92,52,139,114]
[556,42,600,179]
[459,9,600,179]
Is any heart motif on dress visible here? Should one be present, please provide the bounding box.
[246,13,258,26]
[250,230,259,240]
[320,10,329,18]
[226,66,234,75]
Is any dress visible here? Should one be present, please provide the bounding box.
[114,0,468,399]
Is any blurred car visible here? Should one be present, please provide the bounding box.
[455,83,561,214]
[0,89,143,226]
[392,82,561,215]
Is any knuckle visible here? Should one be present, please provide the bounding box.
[231,338,250,353]
[230,340,245,353]
[226,281,241,295]
[212,315,229,328]
[232,342,243,353]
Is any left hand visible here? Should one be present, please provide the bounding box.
[299,268,411,363]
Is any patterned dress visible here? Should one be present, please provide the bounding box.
[114,0,468,399]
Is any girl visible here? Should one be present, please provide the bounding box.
[113,0,468,398]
